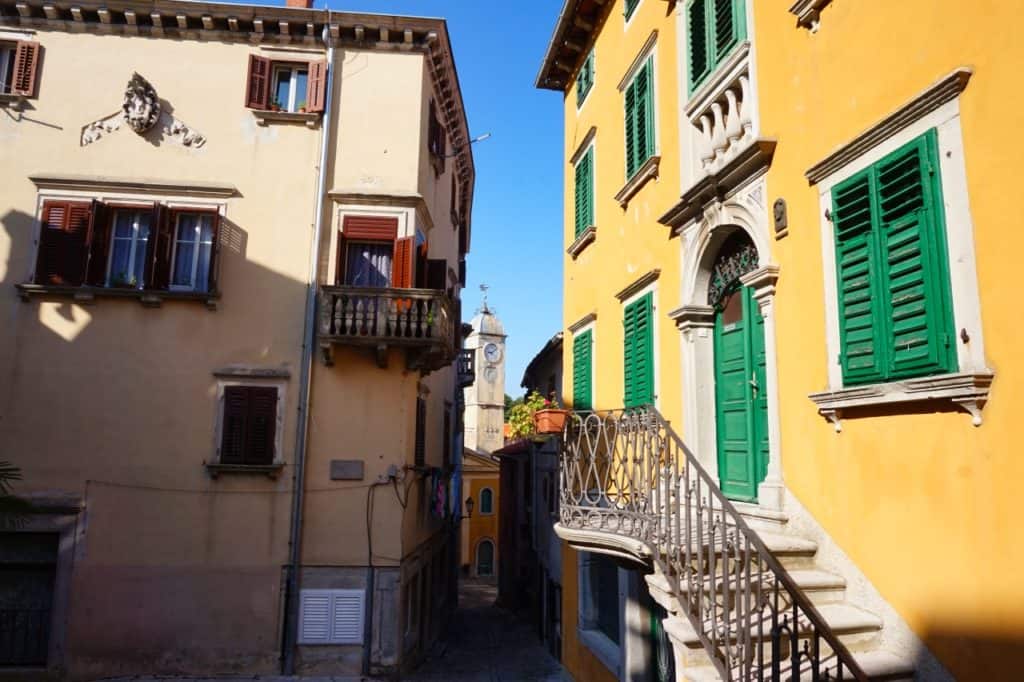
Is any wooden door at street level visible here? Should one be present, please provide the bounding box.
[714,285,768,501]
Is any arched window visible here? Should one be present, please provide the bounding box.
[479,487,494,515]
[476,539,494,576]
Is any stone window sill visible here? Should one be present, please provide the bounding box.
[577,627,621,677]
[614,156,660,208]
[205,462,285,479]
[16,283,220,309]
[808,370,994,431]
[567,225,596,259]
[250,109,321,128]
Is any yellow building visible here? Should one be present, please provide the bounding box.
[461,447,500,580]
[540,0,1022,680]
[0,0,475,677]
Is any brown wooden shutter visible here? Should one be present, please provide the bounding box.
[220,385,277,465]
[245,54,271,110]
[34,201,92,286]
[392,236,413,289]
[85,201,110,286]
[247,386,278,465]
[12,41,40,97]
[146,204,171,290]
[307,59,327,113]
[342,215,398,241]
[414,396,426,467]
[205,212,222,293]
[220,386,249,464]
[334,230,348,285]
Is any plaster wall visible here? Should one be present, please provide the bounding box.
[754,1,1024,677]
[561,0,682,427]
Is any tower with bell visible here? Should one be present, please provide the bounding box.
[464,285,507,454]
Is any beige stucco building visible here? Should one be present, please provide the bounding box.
[0,0,475,677]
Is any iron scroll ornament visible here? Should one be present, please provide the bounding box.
[707,232,759,309]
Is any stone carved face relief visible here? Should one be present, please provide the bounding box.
[122,73,161,134]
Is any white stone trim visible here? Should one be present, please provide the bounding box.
[617,30,658,92]
[812,90,991,424]
[788,0,831,31]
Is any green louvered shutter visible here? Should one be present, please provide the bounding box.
[876,130,956,379]
[625,0,641,20]
[637,59,655,167]
[574,148,593,238]
[577,51,594,104]
[687,0,709,91]
[624,293,654,407]
[573,330,593,410]
[713,0,742,61]
[833,171,886,384]
[624,79,638,178]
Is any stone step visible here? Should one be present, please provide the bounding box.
[675,568,846,608]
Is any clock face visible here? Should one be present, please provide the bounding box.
[483,366,498,383]
[483,343,501,363]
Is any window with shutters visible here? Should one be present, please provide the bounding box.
[830,129,956,386]
[428,99,446,175]
[578,551,624,675]
[624,56,655,180]
[218,385,280,466]
[623,292,655,408]
[414,395,427,467]
[29,199,222,296]
[574,145,595,238]
[573,329,594,410]
[0,40,40,98]
[576,50,594,106]
[298,589,365,645]
[686,0,746,93]
[334,214,416,289]
[245,54,326,116]
[624,0,642,22]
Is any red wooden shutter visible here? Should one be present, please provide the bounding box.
[12,41,40,97]
[307,59,327,113]
[245,54,271,110]
[205,212,222,293]
[334,231,348,285]
[343,215,398,241]
[392,237,413,289]
[34,201,92,286]
[145,204,171,290]
[85,201,110,286]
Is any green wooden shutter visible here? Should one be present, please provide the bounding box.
[832,129,956,386]
[833,171,886,384]
[876,130,956,379]
[625,0,641,20]
[573,330,593,410]
[577,51,594,104]
[687,0,709,91]
[624,293,654,407]
[574,150,588,238]
[713,0,743,61]
[624,79,638,178]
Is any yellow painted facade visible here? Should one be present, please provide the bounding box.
[756,2,1024,678]
[460,450,500,579]
[544,0,1024,679]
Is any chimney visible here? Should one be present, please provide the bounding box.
[285,0,313,8]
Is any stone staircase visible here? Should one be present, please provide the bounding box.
[662,509,917,681]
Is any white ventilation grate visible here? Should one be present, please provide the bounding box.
[298,589,365,645]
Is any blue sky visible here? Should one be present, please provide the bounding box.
[272,0,567,393]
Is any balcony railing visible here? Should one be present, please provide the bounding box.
[318,286,455,372]
[457,348,475,387]
[559,407,868,681]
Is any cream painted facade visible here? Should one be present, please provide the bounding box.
[540,0,1023,680]
[0,1,474,678]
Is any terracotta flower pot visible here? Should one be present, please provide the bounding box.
[534,409,570,435]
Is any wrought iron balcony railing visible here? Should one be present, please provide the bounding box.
[559,407,869,681]
[318,286,455,372]
[457,348,475,388]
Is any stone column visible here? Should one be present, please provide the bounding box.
[669,304,717,476]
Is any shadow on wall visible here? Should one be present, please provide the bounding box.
[921,626,1024,682]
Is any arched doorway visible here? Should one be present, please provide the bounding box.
[476,539,494,577]
[709,232,768,501]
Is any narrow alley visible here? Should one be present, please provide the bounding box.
[407,580,571,682]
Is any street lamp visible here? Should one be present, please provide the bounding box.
[464,496,475,519]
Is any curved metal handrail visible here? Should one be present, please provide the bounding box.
[559,406,869,681]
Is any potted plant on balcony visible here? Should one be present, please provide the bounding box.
[534,392,569,435]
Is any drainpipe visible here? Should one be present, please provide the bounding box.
[281,15,335,676]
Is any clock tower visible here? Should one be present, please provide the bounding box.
[464,298,506,454]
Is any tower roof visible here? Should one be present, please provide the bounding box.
[469,307,505,337]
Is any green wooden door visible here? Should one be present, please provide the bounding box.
[713,285,768,501]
